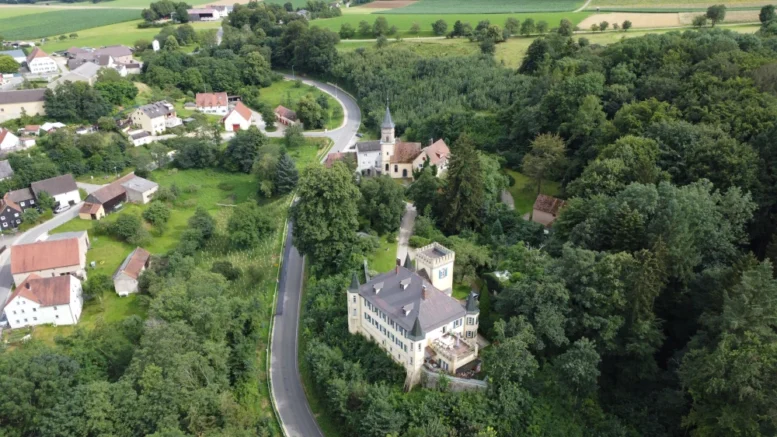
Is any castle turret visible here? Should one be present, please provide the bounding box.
[347,273,360,334]
[414,242,455,294]
[465,291,480,340]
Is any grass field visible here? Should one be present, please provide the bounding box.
[0,9,140,40]
[0,6,65,19]
[589,0,772,6]
[259,79,343,130]
[316,12,591,37]
[367,235,399,273]
[38,19,221,52]
[380,0,585,14]
[506,169,561,214]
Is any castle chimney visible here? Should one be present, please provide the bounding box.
[396,258,401,274]
[422,284,427,300]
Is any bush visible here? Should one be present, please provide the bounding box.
[211,261,241,281]
[386,233,397,243]
[110,214,150,245]
[227,201,273,250]
[142,201,171,229]
[21,208,40,224]
[156,186,177,202]
[409,235,430,248]
[218,182,235,191]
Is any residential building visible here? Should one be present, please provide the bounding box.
[67,53,114,71]
[80,173,157,220]
[129,130,153,147]
[0,160,14,181]
[130,101,182,134]
[196,92,229,115]
[0,49,26,64]
[0,128,20,150]
[5,187,36,212]
[0,89,47,123]
[121,176,158,204]
[187,7,227,21]
[48,62,102,89]
[44,230,91,255]
[11,236,88,286]
[22,125,40,136]
[25,47,58,74]
[354,106,449,179]
[531,194,566,227]
[94,45,133,64]
[222,101,252,132]
[31,174,80,207]
[0,192,24,230]
[274,105,299,126]
[3,274,83,329]
[347,242,480,386]
[113,247,150,296]
[40,122,65,133]
[65,47,89,59]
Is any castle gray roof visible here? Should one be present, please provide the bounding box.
[357,266,466,334]
[381,105,394,129]
[356,140,381,152]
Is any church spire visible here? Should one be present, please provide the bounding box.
[381,103,395,129]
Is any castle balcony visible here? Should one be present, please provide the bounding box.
[429,332,478,373]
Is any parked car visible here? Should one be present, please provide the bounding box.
[54,204,71,214]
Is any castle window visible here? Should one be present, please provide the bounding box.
[394,165,398,173]
[439,267,448,279]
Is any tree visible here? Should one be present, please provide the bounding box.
[441,133,485,233]
[36,191,56,212]
[142,201,171,229]
[164,35,179,51]
[409,22,420,35]
[536,20,549,33]
[291,163,361,272]
[692,15,708,27]
[407,167,441,218]
[358,20,372,37]
[432,19,448,36]
[622,20,632,31]
[599,21,609,31]
[522,133,566,219]
[590,23,600,32]
[227,200,273,249]
[480,38,496,55]
[69,33,78,39]
[359,176,406,234]
[373,16,390,36]
[97,116,117,132]
[284,2,293,11]
[554,338,601,401]
[558,18,574,36]
[223,127,268,173]
[296,94,325,129]
[339,23,355,39]
[376,35,389,49]
[110,214,149,245]
[760,4,775,24]
[274,152,299,195]
[44,81,112,123]
[706,4,727,27]
[172,137,218,169]
[520,18,535,36]
[260,104,276,130]
[505,17,520,35]
[0,55,19,74]
[188,207,215,240]
[22,208,40,223]
[242,52,273,87]
[94,77,139,106]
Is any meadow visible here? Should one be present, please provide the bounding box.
[505,169,561,215]
[0,9,140,40]
[315,11,591,37]
[589,0,772,6]
[380,0,585,14]
[259,79,343,130]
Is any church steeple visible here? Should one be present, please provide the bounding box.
[381,104,395,129]
[380,103,396,146]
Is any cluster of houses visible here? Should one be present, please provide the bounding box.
[186,92,254,132]
[0,173,80,230]
[2,229,152,329]
[80,172,158,220]
[0,47,59,76]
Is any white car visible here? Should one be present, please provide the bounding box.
[54,204,71,214]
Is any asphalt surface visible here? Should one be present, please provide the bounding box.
[269,75,360,437]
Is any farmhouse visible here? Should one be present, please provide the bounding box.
[5,186,36,212]
[48,62,101,89]
[11,236,88,287]
[0,89,47,123]
[113,247,151,296]
[222,101,253,132]
[25,47,58,74]
[3,274,83,329]
[0,194,23,230]
[31,174,80,208]
[195,92,229,115]
[80,173,158,220]
[0,49,26,64]
[130,101,182,134]
[354,106,449,179]
[187,7,228,21]
[274,105,299,126]
[347,242,480,386]
[531,194,566,227]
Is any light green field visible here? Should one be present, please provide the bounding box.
[38,19,221,52]
[0,6,67,19]
[315,12,591,37]
[506,169,561,214]
[367,235,400,273]
[14,0,211,8]
[380,0,585,14]
[259,79,343,130]
[590,0,771,5]
[0,8,140,40]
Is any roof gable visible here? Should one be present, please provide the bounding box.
[8,274,73,307]
[390,142,422,164]
[533,194,566,216]
[31,174,78,197]
[114,247,150,280]
[11,238,82,274]
[196,92,228,107]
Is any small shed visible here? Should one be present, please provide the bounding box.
[121,176,158,204]
[113,247,151,296]
[79,202,104,220]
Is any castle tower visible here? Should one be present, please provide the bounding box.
[347,273,360,334]
[380,105,395,174]
[414,242,455,294]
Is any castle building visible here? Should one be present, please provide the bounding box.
[347,242,480,386]
[355,106,450,179]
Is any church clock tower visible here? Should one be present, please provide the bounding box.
[380,105,396,174]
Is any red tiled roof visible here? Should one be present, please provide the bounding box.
[11,238,81,275]
[274,105,297,120]
[80,202,101,214]
[7,274,73,307]
[324,152,355,168]
[85,172,135,204]
[390,142,422,164]
[233,101,252,120]
[24,125,40,132]
[0,128,11,145]
[195,92,228,108]
[26,47,49,63]
[114,247,150,280]
[533,194,566,216]
[422,139,450,165]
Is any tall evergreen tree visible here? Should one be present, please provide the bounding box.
[274,152,299,195]
[441,133,485,234]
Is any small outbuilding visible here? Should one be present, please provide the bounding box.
[113,247,150,296]
[530,194,566,227]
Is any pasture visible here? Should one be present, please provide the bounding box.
[315,11,591,37]
[588,0,772,6]
[379,0,585,14]
[0,9,140,40]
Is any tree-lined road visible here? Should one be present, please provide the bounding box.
[269,75,360,437]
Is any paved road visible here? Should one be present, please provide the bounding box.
[269,75,360,437]
[397,202,417,262]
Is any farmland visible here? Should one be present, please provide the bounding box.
[0,9,140,40]
[315,11,591,37]
[588,0,772,6]
[379,0,586,14]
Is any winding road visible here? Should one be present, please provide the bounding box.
[269,75,361,437]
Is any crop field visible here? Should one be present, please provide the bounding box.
[379,0,585,14]
[0,6,65,19]
[315,11,591,37]
[0,9,140,40]
[588,0,772,6]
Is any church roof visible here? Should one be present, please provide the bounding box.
[381,105,395,129]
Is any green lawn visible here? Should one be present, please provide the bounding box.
[452,283,471,300]
[367,235,399,273]
[0,9,140,40]
[271,137,330,170]
[380,0,585,14]
[260,80,343,130]
[0,6,65,19]
[38,19,221,52]
[316,12,591,38]
[506,169,561,215]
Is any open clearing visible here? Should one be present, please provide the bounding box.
[579,10,759,29]
[362,0,417,8]
[0,9,139,40]
[379,0,585,14]
[589,0,772,7]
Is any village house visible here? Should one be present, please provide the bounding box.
[187,6,228,21]
[0,128,20,150]
[0,89,47,123]
[222,101,253,132]
[347,242,480,387]
[113,247,151,296]
[80,173,158,220]
[48,62,102,89]
[195,92,229,115]
[354,106,450,179]
[3,274,83,329]
[0,49,26,64]
[66,45,139,77]
[274,105,299,126]
[129,130,153,147]
[0,190,27,230]
[25,47,58,75]
[130,101,182,134]
[531,194,566,227]
[31,174,80,208]
[0,160,14,181]
[11,235,88,286]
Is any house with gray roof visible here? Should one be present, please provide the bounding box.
[48,62,102,89]
[0,49,26,64]
[130,101,182,134]
[0,89,47,123]
[31,174,80,207]
[0,160,14,181]
[347,242,480,386]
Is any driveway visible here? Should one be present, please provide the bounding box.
[397,202,417,262]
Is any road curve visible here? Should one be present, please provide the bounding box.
[270,75,360,437]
